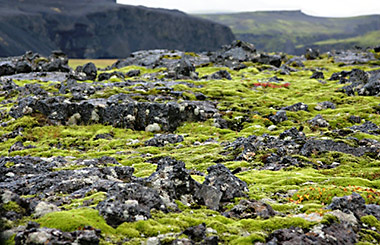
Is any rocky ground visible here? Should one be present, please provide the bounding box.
[0,41,380,244]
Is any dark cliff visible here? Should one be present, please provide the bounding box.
[0,0,235,58]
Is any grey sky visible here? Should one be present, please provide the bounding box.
[117,0,380,17]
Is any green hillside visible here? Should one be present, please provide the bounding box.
[198,11,380,54]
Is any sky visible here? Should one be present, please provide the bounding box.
[117,0,380,17]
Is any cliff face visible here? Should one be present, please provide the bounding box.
[0,0,235,58]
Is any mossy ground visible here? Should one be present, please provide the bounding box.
[2,56,380,244]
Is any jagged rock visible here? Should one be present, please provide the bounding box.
[8,141,36,153]
[305,48,320,60]
[266,222,357,244]
[145,134,184,147]
[126,69,141,77]
[365,204,380,220]
[314,101,336,111]
[211,40,256,63]
[94,133,113,140]
[333,50,376,64]
[223,199,275,219]
[196,164,248,208]
[171,57,198,80]
[97,71,125,81]
[96,182,166,227]
[72,62,98,81]
[348,115,362,124]
[300,139,377,157]
[326,192,366,218]
[310,71,324,79]
[14,222,101,245]
[286,57,305,67]
[281,102,308,112]
[145,157,200,208]
[0,156,134,195]
[268,110,288,124]
[210,70,232,80]
[350,121,379,135]
[279,127,306,143]
[308,114,329,128]
[254,54,282,68]
[9,96,218,132]
[183,223,206,242]
[0,51,70,77]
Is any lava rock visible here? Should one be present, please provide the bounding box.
[211,40,256,64]
[73,62,97,81]
[97,182,166,227]
[350,121,379,135]
[126,69,141,77]
[308,114,329,128]
[210,70,232,80]
[327,192,366,218]
[97,71,125,81]
[279,127,306,143]
[94,133,113,140]
[254,54,282,68]
[14,222,101,245]
[310,71,324,79]
[8,141,36,153]
[197,164,248,207]
[267,222,357,244]
[300,139,376,157]
[348,115,362,124]
[145,134,184,147]
[268,110,288,124]
[145,157,200,208]
[173,57,197,79]
[183,223,206,242]
[9,96,218,132]
[365,204,380,220]
[305,48,320,60]
[223,199,275,219]
[281,102,308,112]
[314,101,336,111]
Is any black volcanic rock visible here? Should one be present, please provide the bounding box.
[0,0,235,58]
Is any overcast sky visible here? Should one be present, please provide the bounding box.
[117,0,380,17]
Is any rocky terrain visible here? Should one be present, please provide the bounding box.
[0,41,380,244]
[0,0,234,58]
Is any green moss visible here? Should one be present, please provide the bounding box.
[4,161,15,168]
[2,201,24,213]
[230,233,266,244]
[62,192,107,210]
[36,208,114,234]
[361,215,380,231]
[4,234,15,245]
[321,213,340,225]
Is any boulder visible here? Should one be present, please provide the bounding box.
[145,134,184,147]
[96,183,166,227]
[305,48,320,60]
[196,164,248,209]
[281,102,308,112]
[308,114,329,128]
[223,199,275,219]
[145,157,201,208]
[268,110,288,124]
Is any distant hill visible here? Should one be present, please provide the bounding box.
[198,10,380,54]
[0,0,235,58]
